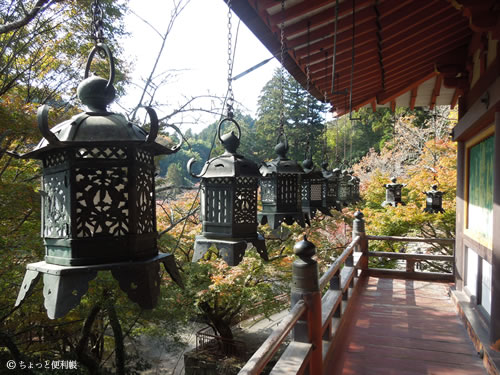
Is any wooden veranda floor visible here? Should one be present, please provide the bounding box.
[325,276,487,375]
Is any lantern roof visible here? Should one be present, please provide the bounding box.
[195,152,261,179]
[21,44,181,160]
[188,117,260,179]
[302,158,323,179]
[260,133,304,176]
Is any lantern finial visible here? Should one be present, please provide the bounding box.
[77,43,116,112]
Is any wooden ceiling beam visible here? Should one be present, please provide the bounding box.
[377,0,415,21]
[268,0,333,27]
[284,3,375,39]
[309,49,379,79]
[307,40,377,74]
[293,22,377,59]
[384,65,437,91]
[316,64,382,89]
[383,33,471,72]
[377,71,437,104]
[382,23,470,62]
[381,9,460,51]
[379,0,448,39]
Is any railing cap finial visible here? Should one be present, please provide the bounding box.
[293,235,316,258]
[354,210,364,220]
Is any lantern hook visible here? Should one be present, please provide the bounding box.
[274,131,289,159]
[141,106,183,151]
[218,116,241,154]
[84,43,115,91]
[37,105,61,146]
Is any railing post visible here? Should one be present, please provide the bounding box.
[353,210,368,272]
[291,236,323,375]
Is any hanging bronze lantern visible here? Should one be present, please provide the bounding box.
[338,170,352,206]
[350,175,361,203]
[382,177,406,207]
[423,184,445,213]
[258,133,306,229]
[187,117,267,266]
[13,43,183,319]
[301,154,331,222]
[321,162,342,212]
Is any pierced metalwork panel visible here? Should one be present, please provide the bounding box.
[76,147,127,159]
[205,183,232,224]
[234,186,257,224]
[43,151,67,168]
[311,182,323,201]
[278,174,298,205]
[43,172,70,238]
[136,149,154,165]
[301,182,309,201]
[236,177,257,187]
[260,179,275,203]
[136,167,155,234]
[75,167,129,237]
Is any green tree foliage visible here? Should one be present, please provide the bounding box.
[352,107,457,272]
[255,69,327,163]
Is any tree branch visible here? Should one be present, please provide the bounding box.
[0,0,53,34]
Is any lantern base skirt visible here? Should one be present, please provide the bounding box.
[192,234,268,266]
[14,253,182,319]
[424,207,445,214]
[382,201,406,207]
[257,212,307,230]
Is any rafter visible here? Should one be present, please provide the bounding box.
[430,74,443,109]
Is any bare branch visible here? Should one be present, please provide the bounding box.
[0,0,54,34]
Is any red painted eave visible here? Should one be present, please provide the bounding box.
[226,0,476,115]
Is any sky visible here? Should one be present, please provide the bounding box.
[119,0,280,133]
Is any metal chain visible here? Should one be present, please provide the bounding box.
[278,0,286,135]
[226,0,235,118]
[91,0,105,44]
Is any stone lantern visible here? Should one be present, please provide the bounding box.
[301,156,331,222]
[13,44,183,319]
[423,184,445,213]
[258,134,306,229]
[187,117,267,266]
[382,177,406,207]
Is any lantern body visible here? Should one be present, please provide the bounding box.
[39,141,158,266]
[259,159,306,229]
[189,121,267,266]
[322,166,342,211]
[338,170,352,206]
[301,160,331,220]
[423,185,445,213]
[350,175,361,203]
[382,177,406,207]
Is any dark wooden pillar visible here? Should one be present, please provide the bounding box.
[491,111,500,349]
[455,140,466,291]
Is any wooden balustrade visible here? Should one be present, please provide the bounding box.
[238,212,456,375]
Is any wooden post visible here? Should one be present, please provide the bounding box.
[491,112,500,350]
[291,236,323,375]
[406,259,416,273]
[353,211,368,272]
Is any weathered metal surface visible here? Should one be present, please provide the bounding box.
[382,177,406,207]
[188,117,266,266]
[423,184,445,213]
[15,254,182,319]
[258,133,306,229]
